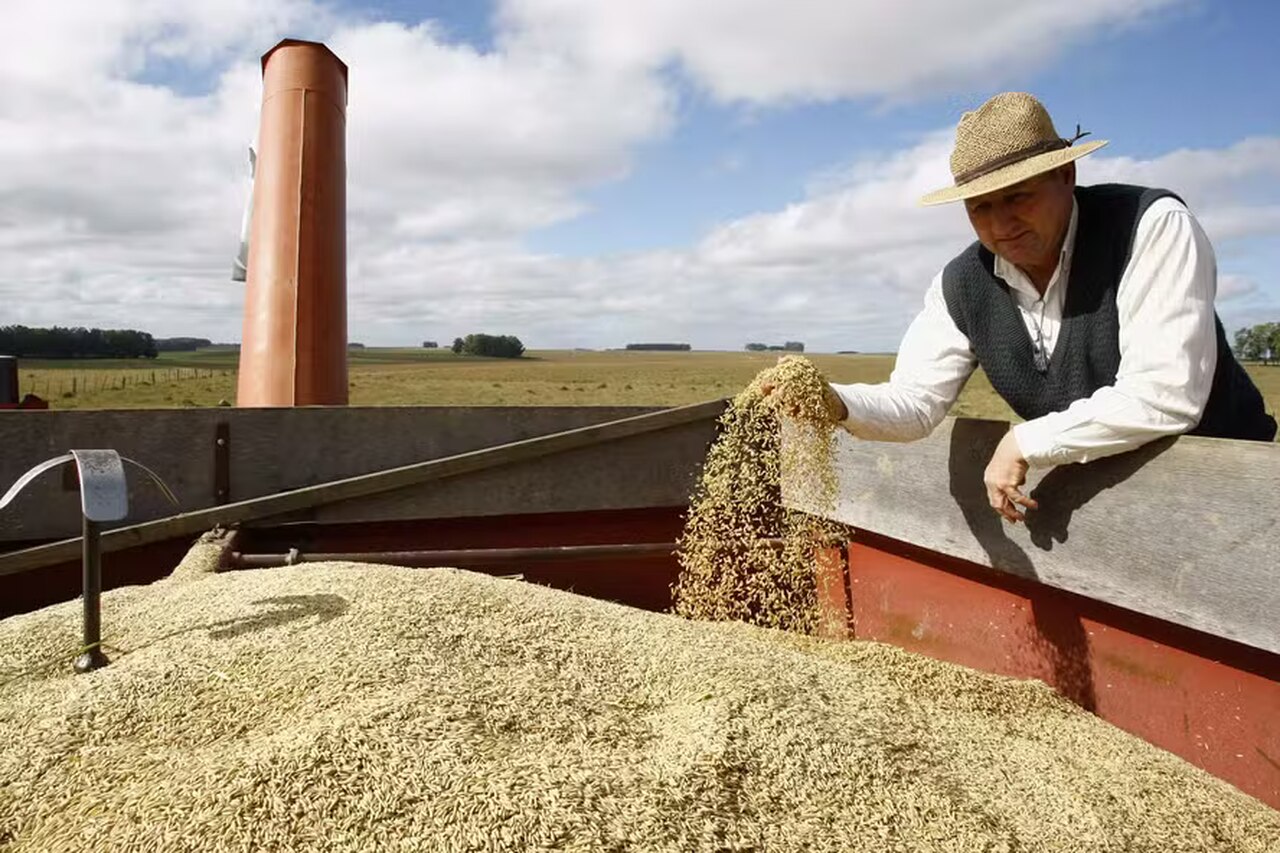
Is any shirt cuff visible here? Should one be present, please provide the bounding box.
[1012,419,1063,468]
[831,384,858,426]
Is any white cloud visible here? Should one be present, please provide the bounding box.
[1218,274,1259,302]
[497,0,1182,104]
[1078,137,1280,242]
[385,131,1276,354]
[623,133,1280,350]
[0,1,328,335]
[696,133,966,274]
[332,19,671,246]
[0,1,672,340]
[0,0,325,87]
[0,0,1275,356]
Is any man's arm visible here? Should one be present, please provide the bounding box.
[830,273,978,441]
[1011,198,1218,468]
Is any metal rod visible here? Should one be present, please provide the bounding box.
[228,542,683,570]
[223,537,832,571]
[74,517,108,673]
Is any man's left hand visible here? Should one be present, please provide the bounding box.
[984,429,1038,524]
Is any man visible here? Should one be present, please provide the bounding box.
[772,92,1276,523]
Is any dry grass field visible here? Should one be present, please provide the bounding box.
[12,349,1279,432]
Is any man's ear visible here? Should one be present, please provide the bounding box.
[1060,162,1077,190]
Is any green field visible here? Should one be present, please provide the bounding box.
[12,349,1279,431]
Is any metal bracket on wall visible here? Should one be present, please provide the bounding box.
[215,422,231,505]
[0,450,178,673]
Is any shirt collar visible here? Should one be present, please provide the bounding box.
[993,199,1078,299]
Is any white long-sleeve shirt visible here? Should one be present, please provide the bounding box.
[831,196,1220,468]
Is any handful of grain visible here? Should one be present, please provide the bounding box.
[672,355,848,634]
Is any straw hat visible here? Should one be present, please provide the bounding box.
[920,92,1107,206]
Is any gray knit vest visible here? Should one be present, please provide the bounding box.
[941,183,1276,442]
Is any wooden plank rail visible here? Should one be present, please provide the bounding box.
[0,399,726,579]
[786,417,1280,654]
[0,405,714,542]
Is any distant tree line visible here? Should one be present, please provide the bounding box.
[451,334,526,358]
[154,337,212,352]
[0,325,158,359]
[625,343,691,351]
[1234,322,1279,364]
[744,341,804,353]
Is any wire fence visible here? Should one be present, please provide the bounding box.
[20,368,237,399]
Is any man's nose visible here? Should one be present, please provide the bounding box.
[989,203,1021,237]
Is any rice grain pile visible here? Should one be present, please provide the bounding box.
[1,564,1275,852]
[673,355,849,634]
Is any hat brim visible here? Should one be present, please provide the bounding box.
[918,139,1109,207]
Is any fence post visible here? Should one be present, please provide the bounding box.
[0,357,16,404]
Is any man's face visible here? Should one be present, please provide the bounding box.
[963,166,1076,275]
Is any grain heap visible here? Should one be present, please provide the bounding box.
[2,564,1275,852]
[673,355,849,634]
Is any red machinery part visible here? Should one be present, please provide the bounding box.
[0,395,49,410]
[819,533,1280,810]
[237,40,349,407]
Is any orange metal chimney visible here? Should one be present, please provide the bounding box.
[237,39,349,407]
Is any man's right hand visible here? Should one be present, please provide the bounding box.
[759,375,848,423]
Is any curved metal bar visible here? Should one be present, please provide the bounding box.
[0,448,176,674]
[69,450,129,523]
[0,454,74,512]
[121,457,180,508]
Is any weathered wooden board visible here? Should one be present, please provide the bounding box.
[0,402,723,577]
[786,417,1280,654]
[0,405,714,541]
[313,419,713,523]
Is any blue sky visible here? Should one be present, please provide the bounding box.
[530,1,1280,256]
[2,0,1278,351]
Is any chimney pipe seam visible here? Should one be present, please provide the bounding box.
[288,87,307,405]
[262,87,348,118]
